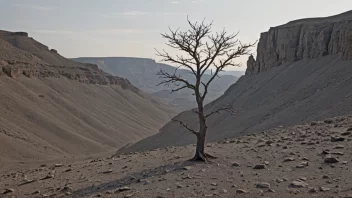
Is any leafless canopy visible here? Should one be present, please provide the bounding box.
[156,18,256,103]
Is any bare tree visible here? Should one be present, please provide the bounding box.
[156,18,256,161]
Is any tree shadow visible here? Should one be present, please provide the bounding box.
[72,160,198,197]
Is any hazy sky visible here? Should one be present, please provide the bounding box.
[1,0,351,71]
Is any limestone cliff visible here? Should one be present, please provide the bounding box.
[246,10,352,75]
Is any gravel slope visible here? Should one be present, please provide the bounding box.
[1,116,351,198]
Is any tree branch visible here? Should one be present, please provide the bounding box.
[172,119,199,136]
[205,105,239,118]
[156,69,196,91]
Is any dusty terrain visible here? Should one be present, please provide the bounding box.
[1,116,351,198]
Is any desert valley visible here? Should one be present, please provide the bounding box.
[1,2,352,198]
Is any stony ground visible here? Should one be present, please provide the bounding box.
[1,116,352,198]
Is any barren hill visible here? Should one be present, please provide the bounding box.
[122,10,352,152]
[0,31,176,161]
[73,57,239,109]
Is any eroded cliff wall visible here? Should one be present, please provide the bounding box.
[246,11,352,75]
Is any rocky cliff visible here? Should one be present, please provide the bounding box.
[0,31,138,92]
[246,10,352,75]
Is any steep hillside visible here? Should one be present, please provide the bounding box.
[73,57,239,109]
[122,10,352,152]
[0,31,176,161]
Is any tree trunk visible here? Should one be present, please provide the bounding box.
[193,129,206,161]
[192,104,207,161]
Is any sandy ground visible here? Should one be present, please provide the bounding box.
[1,116,351,198]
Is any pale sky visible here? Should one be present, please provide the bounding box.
[0,0,351,71]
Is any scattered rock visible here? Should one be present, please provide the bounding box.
[253,164,266,169]
[289,180,309,188]
[232,162,240,167]
[19,178,36,186]
[40,174,54,180]
[310,121,318,126]
[331,136,345,142]
[324,156,339,163]
[102,170,113,174]
[298,177,307,181]
[124,192,137,197]
[268,188,275,193]
[308,188,318,193]
[335,145,345,149]
[117,186,130,192]
[319,186,331,192]
[32,190,40,194]
[324,119,333,124]
[296,164,305,168]
[332,151,344,155]
[296,161,308,168]
[236,189,248,194]
[342,131,351,136]
[256,182,271,188]
[284,157,295,162]
[183,166,192,170]
[3,188,14,194]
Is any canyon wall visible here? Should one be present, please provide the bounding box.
[246,11,352,75]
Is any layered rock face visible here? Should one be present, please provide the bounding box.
[0,30,138,92]
[246,11,352,75]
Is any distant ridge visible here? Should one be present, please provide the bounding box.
[73,57,240,109]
